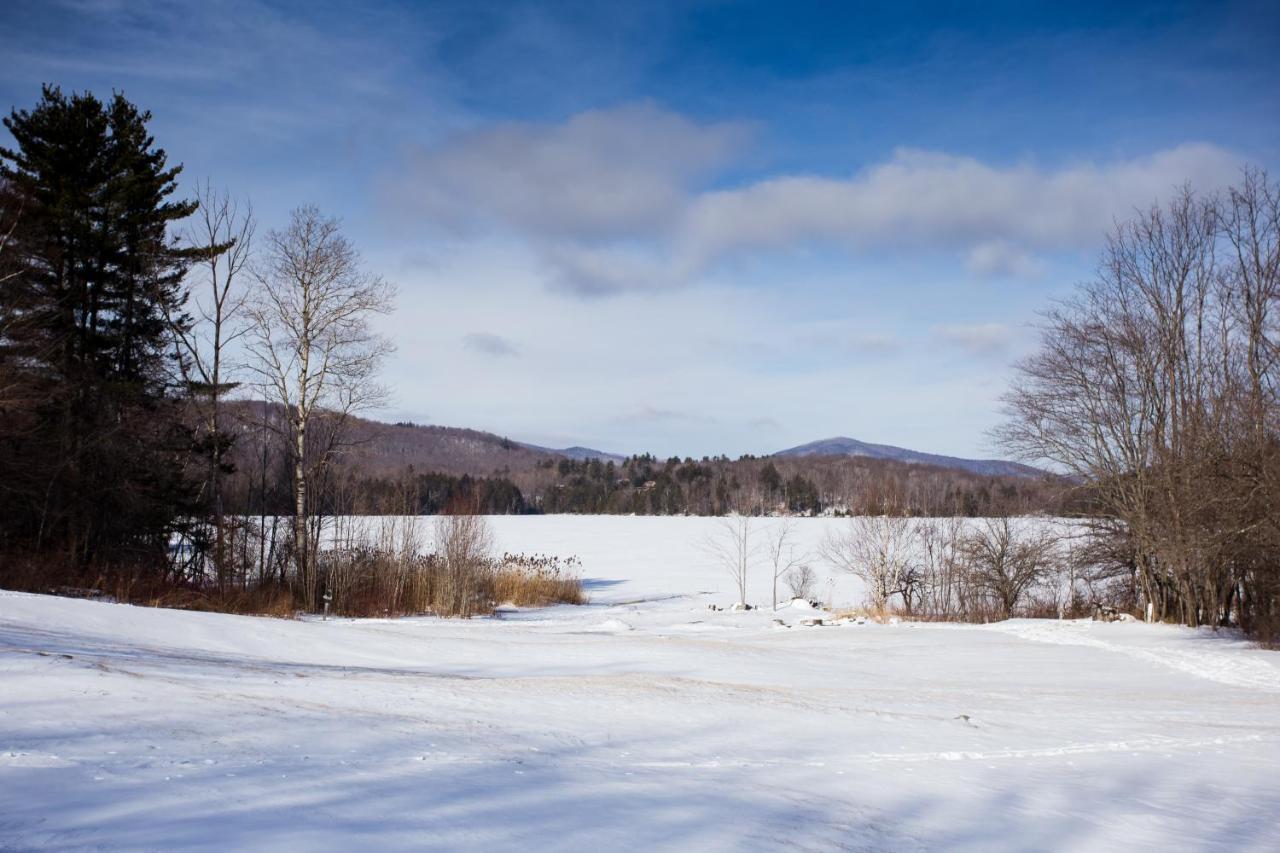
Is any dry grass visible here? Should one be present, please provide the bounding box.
[491,553,586,607]
[146,585,298,618]
[315,517,585,618]
[830,607,909,624]
[316,548,586,618]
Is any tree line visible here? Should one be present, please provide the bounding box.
[209,421,1068,520]
[708,514,1093,621]
[529,453,1059,517]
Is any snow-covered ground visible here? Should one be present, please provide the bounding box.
[3,516,1278,851]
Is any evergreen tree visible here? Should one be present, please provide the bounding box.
[0,86,197,564]
[758,462,782,498]
[784,474,821,514]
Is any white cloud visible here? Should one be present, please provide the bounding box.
[393,101,747,242]
[748,416,783,431]
[388,103,1245,295]
[676,144,1242,271]
[965,241,1044,278]
[613,406,717,426]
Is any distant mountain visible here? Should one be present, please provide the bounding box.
[224,401,624,477]
[518,443,626,463]
[774,437,1043,478]
[225,401,1035,482]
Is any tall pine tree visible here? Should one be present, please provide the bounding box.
[0,86,197,565]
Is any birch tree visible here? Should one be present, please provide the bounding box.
[247,206,394,609]
[766,517,806,609]
[705,513,756,605]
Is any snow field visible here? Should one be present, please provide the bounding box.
[1,515,1278,851]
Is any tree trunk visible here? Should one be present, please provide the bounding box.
[293,413,311,610]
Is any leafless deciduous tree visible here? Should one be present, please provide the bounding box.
[705,512,756,605]
[784,563,817,601]
[170,182,254,589]
[959,517,1060,620]
[999,170,1279,638]
[915,517,969,618]
[247,206,395,609]
[821,514,918,616]
[766,517,807,609]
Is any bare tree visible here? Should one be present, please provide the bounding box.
[999,177,1280,635]
[1217,168,1280,638]
[247,206,395,609]
[784,563,817,601]
[821,514,918,616]
[766,517,806,610]
[705,513,756,605]
[960,517,1060,620]
[170,182,254,589]
[1219,168,1280,442]
[916,517,968,619]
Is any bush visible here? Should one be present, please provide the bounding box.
[785,564,817,600]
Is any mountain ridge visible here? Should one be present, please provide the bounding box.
[516,442,626,463]
[226,402,1040,479]
[773,436,1042,478]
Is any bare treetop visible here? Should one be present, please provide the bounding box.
[248,205,396,421]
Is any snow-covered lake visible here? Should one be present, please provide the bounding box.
[329,514,1083,609]
[3,515,1278,851]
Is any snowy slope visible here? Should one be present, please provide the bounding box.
[2,516,1279,851]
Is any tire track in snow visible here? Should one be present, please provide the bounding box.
[626,732,1267,767]
[990,621,1280,693]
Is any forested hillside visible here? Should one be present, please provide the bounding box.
[216,401,1067,517]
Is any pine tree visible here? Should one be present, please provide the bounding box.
[758,462,782,499]
[0,86,197,564]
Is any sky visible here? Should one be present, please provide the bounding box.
[3,0,1278,459]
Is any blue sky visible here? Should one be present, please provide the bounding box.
[3,0,1278,458]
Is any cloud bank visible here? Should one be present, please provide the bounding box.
[388,103,1244,296]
